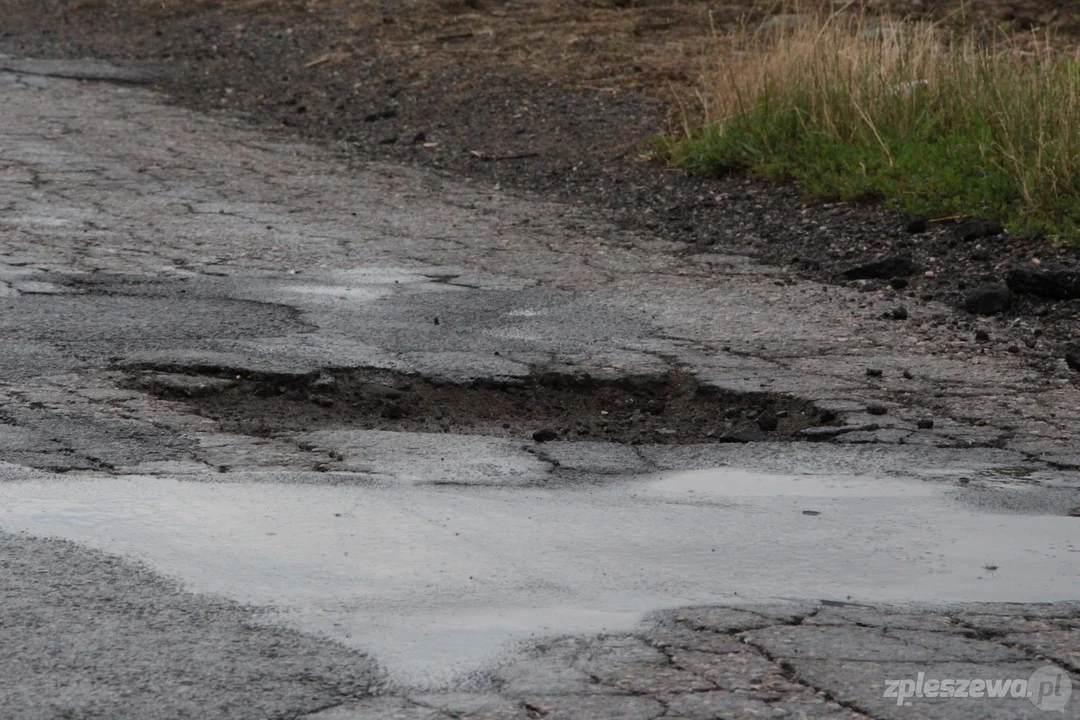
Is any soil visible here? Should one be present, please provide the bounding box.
[2,0,1079,380]
[126,368,824,444]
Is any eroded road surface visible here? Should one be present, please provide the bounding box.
[0,60,1078,720]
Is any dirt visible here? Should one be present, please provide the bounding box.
[2,0,1079,382]
[126,367,825,444]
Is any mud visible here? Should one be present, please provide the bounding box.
[128,367,826,444]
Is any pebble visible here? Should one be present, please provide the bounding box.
[917,418,934,429]
[1066,351,1080,373]
[719,428,765,443]
[866,368,883,377]
[964,284,1013,316]
[866,404,888,415]
[1007,267,1080,300]
[975,329,991,343]
[756,412,778,431]
[532,427,557,442]
[905,217,928,234]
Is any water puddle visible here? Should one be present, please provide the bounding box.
[0,467,1076,688]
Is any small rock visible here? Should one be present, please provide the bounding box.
[381,402,404,419]
[1006,266,1080,300]
[412,131,426,144]
[724,407,743,420]
[885,306,908,320]
[308,394,334,408]
[1066,351,1080,373]
[532,428,557,442]
[963,284,1012,315]
[802,510,821,516]
[819,409,838,423]
[902,369,914,379]
[1007,344,1020,353]
[866,404,888,415]
[719,428,765,443]
[954,220,1003,242]
[866,368,883,377]
[433,316,440,325]
[756,412,778,432]
[905,217,928,234]
[917,418,934,429]
[378,135,398,145]
[644,399,666,416]
[842,251,916,280]
[974,329,991,343]
[889,277,909,290]
[799,423,880,440]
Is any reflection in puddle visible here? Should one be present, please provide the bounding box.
[0,468,1076,688]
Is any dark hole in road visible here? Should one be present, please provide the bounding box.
[125,367,832,444]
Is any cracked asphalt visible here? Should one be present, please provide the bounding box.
[0,59,1078,719]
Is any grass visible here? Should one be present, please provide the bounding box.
[667,9,1080,242]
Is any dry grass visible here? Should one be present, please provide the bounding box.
[668,7,1080,240]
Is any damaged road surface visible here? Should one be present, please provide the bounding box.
[0,62,1078,720]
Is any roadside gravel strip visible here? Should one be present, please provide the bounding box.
[0,63,1078,719]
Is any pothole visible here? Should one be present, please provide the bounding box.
[124,367,836,444]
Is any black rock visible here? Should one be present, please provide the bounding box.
[889,277,909,290]
[719,428,765,443]
[412,131,427,144]
[532,428,557,442]
[955,220,1003,242]
[756,412,778,432]
[905,217,928,234]
[1066,351,1080,373]
[644,399,667,416]
[902,369,914,379]
[381,402,404,419]
[842,251,916,280]
[819,409,838,423]
[802,510,821,516]
[1006,266,1080,300]
[866,404,888,415]
[798,423,880,440]
[963,284,1012,315]
[974,329,991,343]
[866,368,883,377]
[885,306,909,320]
[917,418,934,429]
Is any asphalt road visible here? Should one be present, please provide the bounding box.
[0,59,1077,719]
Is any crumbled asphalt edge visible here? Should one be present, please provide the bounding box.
[311,602,1080,719]
[0,0,1077,382]
[121,365,831,445]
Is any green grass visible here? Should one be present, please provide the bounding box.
[667,15,1080,242]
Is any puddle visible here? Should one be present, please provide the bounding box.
[0,468,1076,688]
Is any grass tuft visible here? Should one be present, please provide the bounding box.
[667,9,1080,242]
